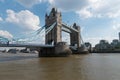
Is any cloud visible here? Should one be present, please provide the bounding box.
[0,30,13,39]
[76,7,93,18]
[47,0,120,18]
[0,0,4,2]
[112,21,120,31]
[0,17,3,21]
[62,31,70,44]
[48,0,89,11]
[107,10,120,18]
[84,37,102,47]
[84,37,114,47]
[6,9,40,31]
[47,0,91,18]
[15,0,120,18]
[88,0,120,18]
[16,0,42,8]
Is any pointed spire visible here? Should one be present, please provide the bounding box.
[45,13,48,16]
[51,7,56,13]
[73,23,76,26]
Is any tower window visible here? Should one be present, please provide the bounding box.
[53,13,55,16]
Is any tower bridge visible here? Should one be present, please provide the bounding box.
[0,8,88,57]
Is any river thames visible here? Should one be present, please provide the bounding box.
[0,53,120,80]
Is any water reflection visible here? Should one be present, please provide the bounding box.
[0,53,120,80]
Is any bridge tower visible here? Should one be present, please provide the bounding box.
[70,23,81,48]
[45,8,62,45]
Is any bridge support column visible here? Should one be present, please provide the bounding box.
[70,23,80,48]
[70,23,81,54]
[45,8,62,45]
[39,42,72,57]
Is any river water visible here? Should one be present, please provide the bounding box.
[0,53,120,80]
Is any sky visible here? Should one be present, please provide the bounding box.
[0,0,120,46]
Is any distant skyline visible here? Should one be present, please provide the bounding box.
[0,0,120,46]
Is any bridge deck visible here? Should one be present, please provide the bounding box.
[0,43,54,48]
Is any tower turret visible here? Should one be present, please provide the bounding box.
[45,8,62,45]
[70,23,81,48]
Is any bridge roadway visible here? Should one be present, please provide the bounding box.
[0,43,54,48]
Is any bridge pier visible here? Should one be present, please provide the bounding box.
[39,42,72,57]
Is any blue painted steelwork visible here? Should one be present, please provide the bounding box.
[0,43,54,47]
[62,23,79,33]
[0,22,57,47]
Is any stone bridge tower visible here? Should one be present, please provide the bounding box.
[70,23,81,48]
[45,8,62,45]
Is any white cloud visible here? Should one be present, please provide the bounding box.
[0,0,4,2]
[113,24,120,31]
[17,0,42,8]
[62,31,70,44]
[112,21,120,31]
[107,10,120,18]
[6,9,40,31]
[84,37,101,47]
[76,7,93,19]
[47,0,120,18]
[15,0,120,18]
[0,30,13,39]
[88,0,120,18]
[0,17,3,21]
[48,0,89,11]
[84,37,114,47]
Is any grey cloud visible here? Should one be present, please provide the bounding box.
[16,0,41,8]
[49,0,89,11]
